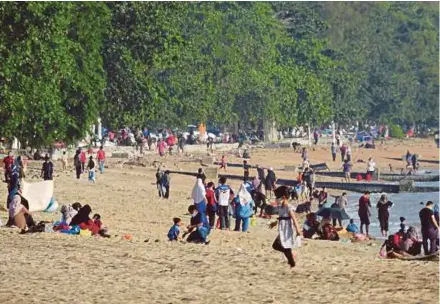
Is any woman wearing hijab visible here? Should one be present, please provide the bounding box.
[192,178,208,227]
[265,168,276,199]
[376,194,394,237]
[269,187,302,268]
[234,183,255,232]
[70,205,100,235]
[9,192,32,231]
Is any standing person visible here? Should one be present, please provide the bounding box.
[346,145,352,162]
[405,150,412,167]
[157,139,167,157]
[79,149,87,173]
[331,142,337,162]
[192,178,207,225]
[207,136,214,154]
[97,146,106,174]
[87,156,96,184]
[197,168,207,185]
[155,168,164,198]
[358,191,372,236]
[336,128,341,146]
[317,187,328,209]
[419,201,439,255]
[3,151,14,182]
[73,149,82,179]
[301,148,308,162]
[265,168,277,199]
[41,155,54,181]
[342,160,352,183]
[269,187,302,268]
[219,155,227,171]
[216,177,231,230]
[303,167,315,196]
[376,194,394,237]
[340,144,347,162]
[243,160,250,181]
[411,153,418,172]
[256,165,265,193]
[178,134,185,155]
[205,182,217,229]
[367,157,376,177]
[61,151,68,172]
[234,183,254,232]
[332,192,348,227]
[313,129,319,145]
[162,171,171,199]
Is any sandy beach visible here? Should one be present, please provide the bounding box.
[0,138,438,304]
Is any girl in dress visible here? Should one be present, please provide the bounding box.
[269,187,302,268]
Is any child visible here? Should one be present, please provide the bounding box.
[167,217,182,241]
[92,213,110,238]
[205,182,217,229]
[219,155,227,171]
[346,219,359,233]
[399,217,406,235]
[87,156,96,184]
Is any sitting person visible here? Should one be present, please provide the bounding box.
[399,226,422,256]
[321,223,340,241]
[346,219,359,233]
[70,205,101,236]
[185,205,210,244]
[168,217,182,241]
[60,202,82,225]
[303,212,320,239]
[8,192,33,232]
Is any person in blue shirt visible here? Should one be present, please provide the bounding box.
[167,217,182,241]
[346,219,359,233]
[186,205,210,244]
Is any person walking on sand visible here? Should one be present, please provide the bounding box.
[97,146,106,174]
[234,183,255,232]
[265,168,277,199]
[157,139,167,157]
[73,149,82,179]
[331,142,337,162]
[61,151,68,172]
[367,157,376,177]
[376,194,393,237]
[87,156,96,184]
[419,201,439,255]
[269,187,302,268]
[243,160,250,181]
[219,155,227,171]
[156,168,164,198]
[162,170,171,199]
[358,191,372,236]
[342,160,352,183]
[340,144,347,162]
[346,145,352,162]
[79,149,87,173]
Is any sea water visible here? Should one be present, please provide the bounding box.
[344,190,439,239]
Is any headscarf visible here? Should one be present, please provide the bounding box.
[377,194,388,205]
[70,204,92,226]
[61,204,80,225]
[192,178,206,204]
[237,183,252,206]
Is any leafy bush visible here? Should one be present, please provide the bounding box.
[389,124,405,138]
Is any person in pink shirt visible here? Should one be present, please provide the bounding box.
[157,139,167,157]
[79,150,87,173]
[97,146,106,174]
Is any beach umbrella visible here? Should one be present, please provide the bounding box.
[316,208,350,221]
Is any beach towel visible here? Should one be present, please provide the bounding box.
[21,180,57,212]
[192,178,206,204]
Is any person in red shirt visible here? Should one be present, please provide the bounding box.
[97,146,106,174]
[358,191,372,236]
[79,150,87,173]
[205,182,217,229]
[3,151,14,182]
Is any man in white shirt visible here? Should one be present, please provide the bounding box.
[367,157,376,176]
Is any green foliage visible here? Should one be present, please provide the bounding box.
[389,124,405,138]
[0,2,438,147]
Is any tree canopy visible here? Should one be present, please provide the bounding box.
[0,2,438,146]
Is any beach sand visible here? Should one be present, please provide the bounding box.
[0,138,438,304]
